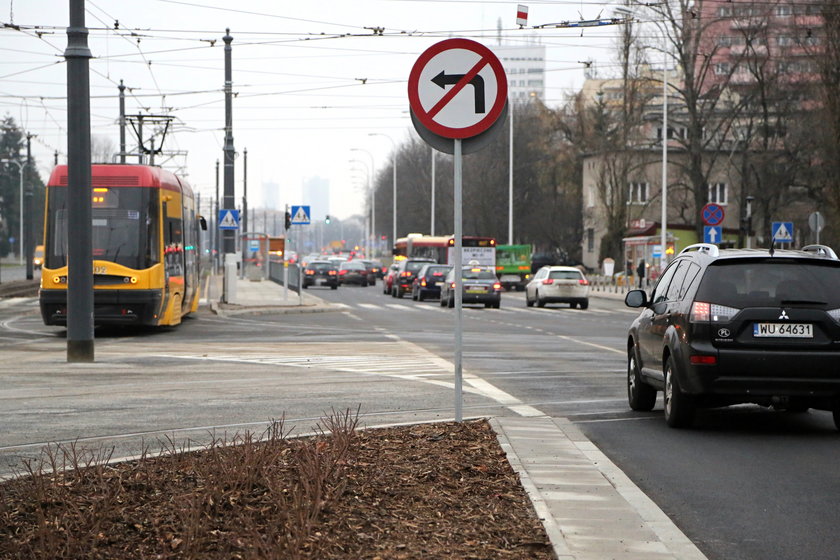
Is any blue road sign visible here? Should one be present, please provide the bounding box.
[771,221,794,242]
[218,209,240,230]
[290,205,311,225]
[704,225,722,244]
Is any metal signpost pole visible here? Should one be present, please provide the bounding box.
[408,38,507,423]
[453,138,463,422]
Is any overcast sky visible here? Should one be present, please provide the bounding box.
[1,0,628,219]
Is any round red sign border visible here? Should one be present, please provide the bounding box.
[408,38,508,140]
[701,202,725,226]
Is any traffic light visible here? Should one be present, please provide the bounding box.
[325,214,331,224]
[284,211,291,230]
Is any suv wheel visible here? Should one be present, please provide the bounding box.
[536,291,546,308]
[628,349,656,411]
[664,358,695,428]
[526,294,534,307]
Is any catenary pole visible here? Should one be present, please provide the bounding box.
[222,29,236,302]
[65,0,94,362]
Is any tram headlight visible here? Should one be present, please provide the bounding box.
[130,276,138,284]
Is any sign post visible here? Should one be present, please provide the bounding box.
[409,38,507,421]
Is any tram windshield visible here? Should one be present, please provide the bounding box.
[46,186,160,270]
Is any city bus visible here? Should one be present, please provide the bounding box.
[393,234,496,267]
[39,164,206,327]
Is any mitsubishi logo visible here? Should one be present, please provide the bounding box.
[779,310,790,320]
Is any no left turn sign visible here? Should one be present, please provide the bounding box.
[408,38,508,140]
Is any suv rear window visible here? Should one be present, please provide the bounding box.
[695,259,840,308]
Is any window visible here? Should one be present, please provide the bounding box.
[776,5,792,16]
[587,228,595,253]
[708,182,728,205]
[665,261,690,301]
[628,182,649,204]
[715,62,732,75]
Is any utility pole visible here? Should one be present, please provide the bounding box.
[136,114,144,164]
[64,0,94,362]
[214,158,219,274]
[222,29,236,302]
[25,133,34,280]
[118,80,126,163]
[240,147,248,278]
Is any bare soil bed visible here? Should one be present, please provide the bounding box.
[0,416,554,559]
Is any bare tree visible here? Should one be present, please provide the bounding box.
[642,0,747,238]
[91,135,116,164]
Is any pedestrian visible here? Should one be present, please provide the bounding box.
[636,259,646,288]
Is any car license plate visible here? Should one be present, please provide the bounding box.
[753,323,813,338]
[466,286,486,294]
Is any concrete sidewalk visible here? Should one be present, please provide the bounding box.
[208,276,706,559]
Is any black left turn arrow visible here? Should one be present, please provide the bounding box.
[432,70,485,113]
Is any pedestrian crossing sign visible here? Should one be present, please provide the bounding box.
[290,205,311,225]
[218,209,240,230]
[771,221,793,242]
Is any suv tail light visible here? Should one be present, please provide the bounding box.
[690,301,741,323]
[542,278,554,285]
[339,270,347,276]
[579,278,589,286]
[493,282,502,291]
[690,355,718,365]
[420,279,427,287]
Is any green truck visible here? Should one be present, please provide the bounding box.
[495,244,532,291]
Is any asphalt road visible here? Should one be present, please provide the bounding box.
[1,281,839,560]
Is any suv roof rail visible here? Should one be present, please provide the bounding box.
[679,243,720,257]
[802,244,839,259]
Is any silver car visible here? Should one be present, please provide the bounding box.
[525,266,590,309]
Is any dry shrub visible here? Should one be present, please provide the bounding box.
[0,409,360,560]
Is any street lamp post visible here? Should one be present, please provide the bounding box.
[369,133,397,247]
[349,158,370,255]
[0,158,25,264]
[351,148,375,255]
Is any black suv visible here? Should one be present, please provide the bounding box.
[625,243,840,429]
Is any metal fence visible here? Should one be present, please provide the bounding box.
[268,259,300,293]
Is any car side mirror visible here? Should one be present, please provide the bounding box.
[625,289,648,308]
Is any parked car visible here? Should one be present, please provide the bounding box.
[338,260,369,286]
[440,265,502,308]
[525,266,590,309]
[411,264,453,301]
[624,243,840,429]
[383,262,400,295]
[301,260,338,289]
[392,258,436,298]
